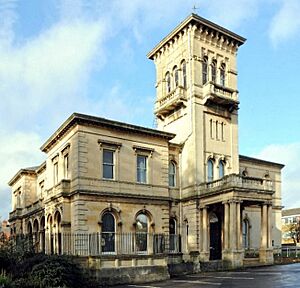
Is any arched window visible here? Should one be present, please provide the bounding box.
[169,218,177,252]
[219,160,225,178]
[242,219,250,249]
[169,161,176,187]
[220,63,226,86]
[211,60,217,83]
[102,212,115,253]
[207,159,214,182]
[173,66,179,88]
[181,61,187,88]
[166,72,171,94]
[135,213,148,253]
[202,57,208,85]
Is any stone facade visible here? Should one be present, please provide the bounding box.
[8,14,284,271]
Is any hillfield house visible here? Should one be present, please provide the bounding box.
[8,14,284,272]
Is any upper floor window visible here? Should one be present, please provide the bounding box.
[182,61,187,88]
[173,66,179,88]
[220,63,226,86]
[219,160,225,178]
[52,155,59,185]
[103,149,114,179]
[53,162,58,185]
[169,161,176,187]
[211,60,217,83]
[137,155,147,183]
[166,72,171,94]
[207,159,214,182]
[63,154,69,179]
[202,57,208,85]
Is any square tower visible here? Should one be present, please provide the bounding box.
[148,14,246,189]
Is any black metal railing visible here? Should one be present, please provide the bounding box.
[9,233,181,257]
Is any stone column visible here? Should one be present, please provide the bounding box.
[229,201,237,250]
[259,202,273,264]
[199,208,203,251]
[223,201,229,250]
[202,206,208,253]
[236,201,241,250]
[260,204,268,249]
[267,204,273,248]
[200,206,209,261]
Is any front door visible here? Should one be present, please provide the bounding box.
[209,213,222,260]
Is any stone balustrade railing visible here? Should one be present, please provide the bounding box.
[197,173,273,196]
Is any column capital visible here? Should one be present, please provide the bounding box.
[200,205,209,210]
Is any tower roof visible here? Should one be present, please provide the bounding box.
[147,13,246,60]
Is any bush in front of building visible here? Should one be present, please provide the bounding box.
[0,240,98,288]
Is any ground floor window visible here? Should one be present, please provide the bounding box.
[102,212,115,253]
[136,213,148,253]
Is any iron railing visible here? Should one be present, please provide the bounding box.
[10,233,181,257]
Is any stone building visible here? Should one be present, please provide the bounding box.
[8,14,284,271]
[281,208,300,245]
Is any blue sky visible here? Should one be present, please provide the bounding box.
[0,0,299,221]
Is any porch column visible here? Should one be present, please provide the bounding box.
[236,201,241,250]
[223,201,229,250]
[229,201,237,250]
[260,204,268,249]
[267,204,273,248]
[199,208,203,251]
[202,206,208,253]
[259,202,273,264]
[200,206,209,261]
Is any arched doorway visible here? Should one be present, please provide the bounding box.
[101,212,115,253]
[209,212,222,260]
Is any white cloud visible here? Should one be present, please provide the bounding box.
[255,142,300,209]
[0,19,107,129]
[0,130,43,220]
[269,0,300,46]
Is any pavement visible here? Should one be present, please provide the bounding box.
[115,263,300,288]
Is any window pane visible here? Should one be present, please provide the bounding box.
[219,161,224,178]
[137,155,147,183]
[102,213,115,253]
[136,213,148,252]
[103,150,113,164]
[103,150,114,179]
[169,162,176,187]
[136,214,148,233]
[103,165,113,179]
[207,160,214,182]
[102,213,115,232]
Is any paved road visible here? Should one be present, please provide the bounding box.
[116,263,300,288]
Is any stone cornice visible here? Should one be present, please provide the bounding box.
[239,155,285,169]
[147,13,246,60]
[40,113,175,153]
